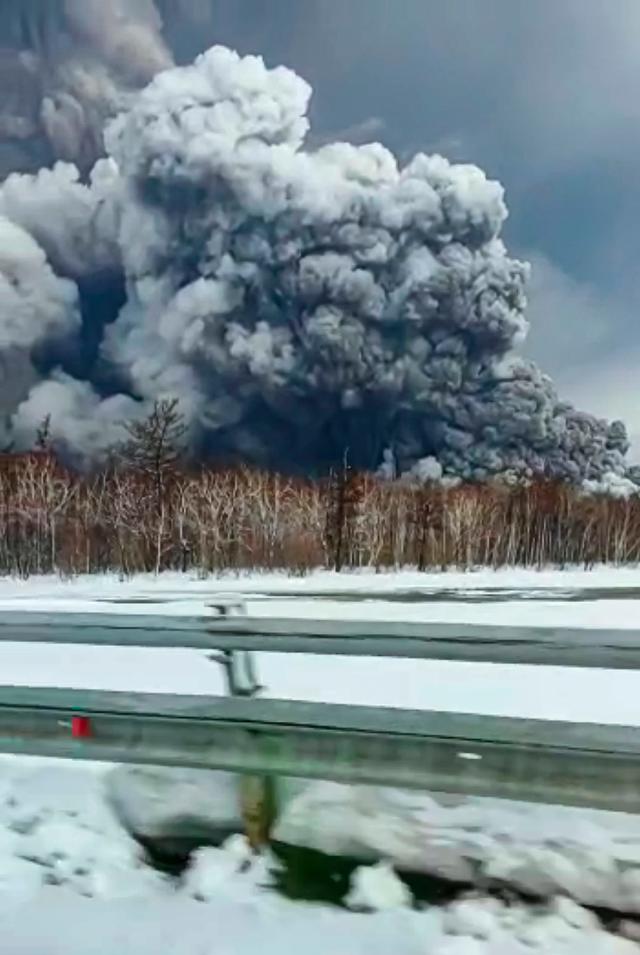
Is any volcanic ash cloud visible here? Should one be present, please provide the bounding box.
[0,45,630,484]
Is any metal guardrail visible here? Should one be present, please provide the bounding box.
[0,610,640,668]
[0,685,638,813]
[0,606,640,814]
[205,617,640,669]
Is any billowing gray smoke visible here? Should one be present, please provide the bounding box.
[0,0,172,177]
[0,43,632,484]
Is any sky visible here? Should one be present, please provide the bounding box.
[165,0,640,456]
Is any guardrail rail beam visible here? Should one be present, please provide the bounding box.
[0,686,637,814]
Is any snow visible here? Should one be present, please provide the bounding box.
[106,766,243,848]
[2,855,637,954]
[346,861,414,911]
[181,837,265,902]
[442,897,505,938]
[275,781,640,912]
[0,758,170,924]
[1,564,640,610]
[0,756,636,954]
[1,567,640,950]
[2,891,434,955]
[0,567,639,724]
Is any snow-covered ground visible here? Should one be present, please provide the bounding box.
[2,566,640,952]
[1,758,638,955]
[0,567,639,724]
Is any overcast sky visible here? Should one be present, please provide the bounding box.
[169,0,640,454]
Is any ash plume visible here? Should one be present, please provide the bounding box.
[0,0,172,177]
[0,40,632,485]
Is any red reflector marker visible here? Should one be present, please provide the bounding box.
[71,716,92,739]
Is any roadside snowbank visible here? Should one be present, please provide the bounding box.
[106,766,243,857]
[3,848,638,955]
[276,783,640,913]
[0,759,638,953]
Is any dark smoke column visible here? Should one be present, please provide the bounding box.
[2,45,633,488]
[96,46,627,482]
[0,0,172,178]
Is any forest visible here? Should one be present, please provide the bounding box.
[0,401,638,577]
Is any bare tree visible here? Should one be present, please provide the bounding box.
[120,399,187,515]
[35,414,52,451]
[1,440,640,576]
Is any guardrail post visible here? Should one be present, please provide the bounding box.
[240,770,277,852]
[211,649,262,697]
[207,598,276,850]
[225,652,275,850]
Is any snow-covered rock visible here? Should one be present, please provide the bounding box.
[405,455,444,484]
[105,767,244,859]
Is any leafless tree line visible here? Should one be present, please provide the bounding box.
[0,451,639,577]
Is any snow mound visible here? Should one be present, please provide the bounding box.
[0,761,168,904]
[346,861,413,911]
[0,760,638,954]
[275,781,640,912]
[106,766,243,856]
[181,836,275,903]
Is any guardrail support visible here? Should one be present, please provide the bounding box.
[209,649,262,698]
[207,619,274,849]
